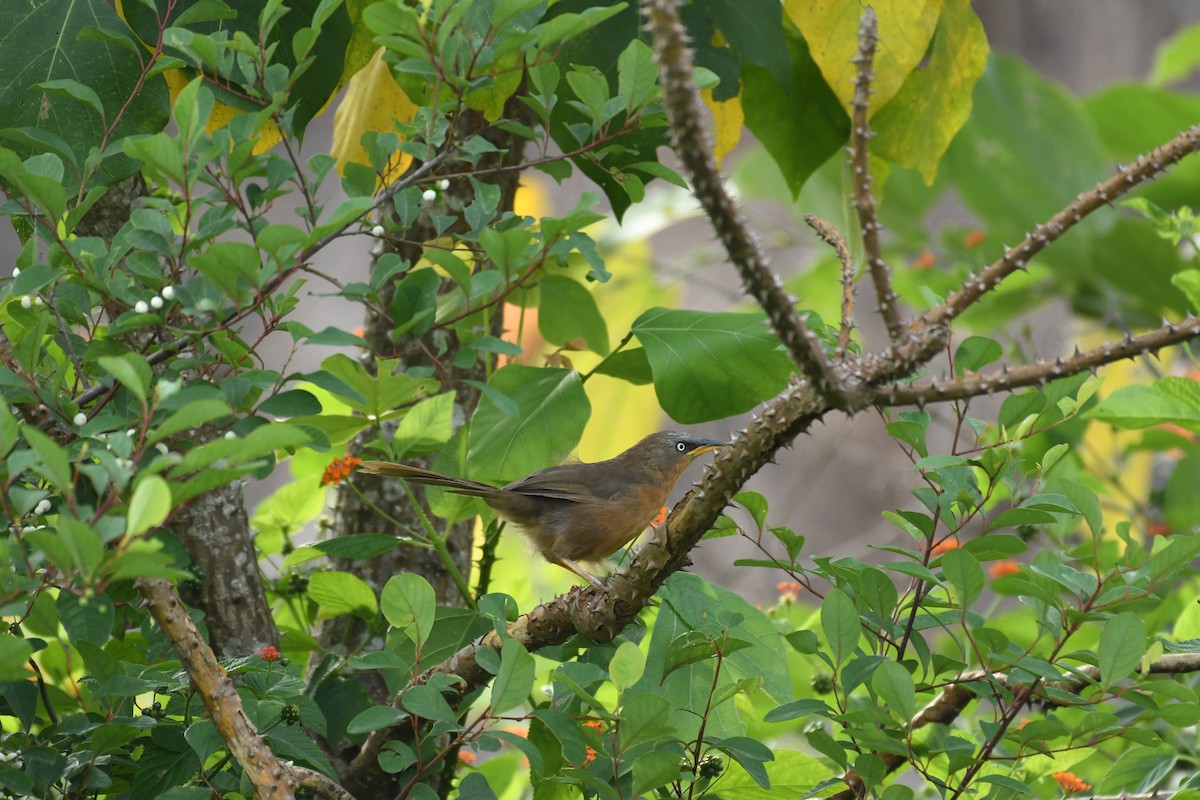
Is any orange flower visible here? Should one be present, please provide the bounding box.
[963,229,987,248]
[1051,772,1092,793]
[776,581,801,601]
[988,560,1021,579]
[580,719,604,766]
[1014,717,1031,731]
[912,250,936,270]
[1148,521,1171,538]
[259,645,282,663]
[458,750,477,765]
[321,455,363,486]
[930,536,960,556]
[650,506,669,527]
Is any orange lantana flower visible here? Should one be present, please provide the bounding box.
[1051,772,1092,793]
[321,455,362,486]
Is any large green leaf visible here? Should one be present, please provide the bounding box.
[1085,84,1200,211]
[942,54,1110,269]
[1087,377,1200,431]
[632,307,793,423]
[537,274,609,355]
[0,0,169,184]
[742,31,848,199]
[466,365,590,482]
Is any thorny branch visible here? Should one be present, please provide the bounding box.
[848,8,905,343]
[345,2,1200,796]
[643,0,865,410]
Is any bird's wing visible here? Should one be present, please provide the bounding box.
[502,463,610,503]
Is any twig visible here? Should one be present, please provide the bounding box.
[643,0,863,410]
[848,9,903,343]
[827,653,1200,800]
[805,214,857,360]
[916,123,1200,331]
[292,766,356,800]
[137,578,298,800]
[877,314,1200,406]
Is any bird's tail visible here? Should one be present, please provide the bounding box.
[357,461,497,498]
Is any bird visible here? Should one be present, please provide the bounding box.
[358,431,726,586]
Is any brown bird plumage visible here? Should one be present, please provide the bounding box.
[358,431,725,585]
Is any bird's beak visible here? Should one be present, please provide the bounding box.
[690,440,727,457]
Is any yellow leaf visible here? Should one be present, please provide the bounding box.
[118,0,282,154]
[331,48,420,185]
[701,88,744,169]
[786,0,943,117]
[871,0,988,183]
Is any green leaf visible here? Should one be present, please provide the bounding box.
[618,691,673,749]
[943,54,1110,268]
[590,346,653,385]
[633,307,793,423]
[381,573,436,647]
[346,705,406,735]
[872,661,916,723]
[258,389,322,417]
[127,475,172,536]
[308,571,378,621]
[1098,611,1146,690]
[401,684,457,723]
[704,749,825,799]
[490,637,535,713]
[697,0,791,89]
[149,398,232,443]
[712,735,775,789]
[537,274,610,354]
[954,335,1003,376]
[1148,21,1200,86]
[317,355,437,418]
[939,548,984,606]
[98,352,152,408]
[821,588,861,663]
[742,31,848,198]
[1088,377,1200,430]
[391,392,455,458]
[20,424,71,492]
[466,365,590,482]
[609,640,645,695]
[0,0,169,183]
[632,750,682,797]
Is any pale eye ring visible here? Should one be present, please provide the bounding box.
[676,442,686,452]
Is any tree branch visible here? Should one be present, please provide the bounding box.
[877,314,1200,405]
[644,0,864,409]
[829,653,1200,799]
[915,123,1200,331]
[848,8,904,342]
[805,214,857,360]
[137,578,299,800]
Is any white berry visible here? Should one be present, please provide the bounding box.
[438,179,450,190]
[20,296,31,309]
[135,300,149,313]
[371,224,386,237]
[73,412,87,426]
[161,285,175,300]
[224,431,237,440]
[422,189,437,202]
[150,296,163,309]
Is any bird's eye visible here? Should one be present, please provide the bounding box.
[676,442,686,452]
